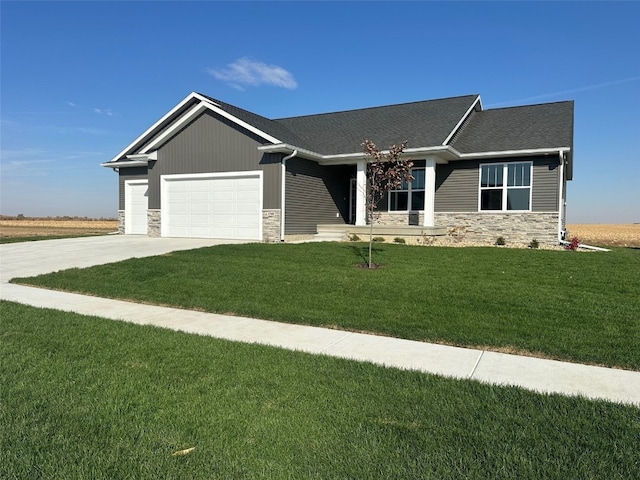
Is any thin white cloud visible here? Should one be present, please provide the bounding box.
[208,57,298,90]
[94,107,114,116]
[486,75,640,108]
[67,101,77,107]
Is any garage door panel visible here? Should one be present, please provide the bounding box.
[163,174,261,240]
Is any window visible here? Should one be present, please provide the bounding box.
[389,168,425,211]
[480,162,531,211]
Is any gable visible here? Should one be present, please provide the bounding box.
[275,95,480,155]
[451,102,574,153]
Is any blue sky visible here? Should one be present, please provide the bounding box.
[1,1,639,223]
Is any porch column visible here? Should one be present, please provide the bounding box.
[423,157,436,227]
[355,160,367,226]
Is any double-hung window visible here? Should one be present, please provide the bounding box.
[480,162,532,211]
[389,168,425,211]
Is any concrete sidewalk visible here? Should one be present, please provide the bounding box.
[1,236,639,406]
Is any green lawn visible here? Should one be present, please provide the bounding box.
[12,242,640,370]
[2,301,639,479]
[0,233,108,244]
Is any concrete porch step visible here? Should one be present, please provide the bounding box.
[312,229,349,242]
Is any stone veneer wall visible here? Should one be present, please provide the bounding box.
[148,209,161,237]
[434,212,559,245]
[262,209,281,243]
[117,210,125,234]
[374,212,424,226]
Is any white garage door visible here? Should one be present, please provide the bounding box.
[161,172,262,240]
[125,180,148,235]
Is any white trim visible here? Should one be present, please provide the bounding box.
[355,160,367,226]
[140,102,282,154]
[557,149,566,242]
[388,166,430,215]
[160,170,263,240]
[423,158,436,226]
[140,103,207,153]
[478,161,533,212]
[105,92,281,166]
[102,160,148,168]
[107,92,205,164]
[442,95,482,146]
[460,147,568,159]
[258,142,571,166]
[280,150,298,241]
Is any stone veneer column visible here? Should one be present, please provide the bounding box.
[262,209,281,242]
[117,210,125,234]
[147,209,161,237]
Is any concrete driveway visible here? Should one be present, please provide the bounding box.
[0,235,249,283]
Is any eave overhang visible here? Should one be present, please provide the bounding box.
[258,143,570,165]
[101,152,157,169]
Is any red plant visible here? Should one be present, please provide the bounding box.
[565,236,580,251]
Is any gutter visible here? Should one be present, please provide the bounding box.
[258,143,571,166]
[280,150,298,241]
[559,240,610,252]
[557,149,566,243]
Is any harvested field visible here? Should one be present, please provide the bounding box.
[0,218,118,240]
[567,224,640,247]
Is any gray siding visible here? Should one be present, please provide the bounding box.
[434,156,560,213]
[118,167,148,210]
[148,111,281,209]
[435,160,478,212]
[285,159,351,234]
[532,157,561,211]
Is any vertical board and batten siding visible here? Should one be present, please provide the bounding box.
[434,156,560,212]
[118,167,148,210]
[148,111,281,209]
[285,159,351,234]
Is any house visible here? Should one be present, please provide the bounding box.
[102,92,574,245]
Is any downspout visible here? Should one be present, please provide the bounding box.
[280,150,298,241]
[557,149,566,243]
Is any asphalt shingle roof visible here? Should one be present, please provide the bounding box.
[274,95,479,155]
[199,92,573,158]
[451,101,574,153]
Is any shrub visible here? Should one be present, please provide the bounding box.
[495,236,506,246]
[420,233,435,246]
[529,239,539,249]
[373,237,385,243]
[394,237,406,244]
[349,234,361,242]
[566,236,580,251]
[448,225,467,242]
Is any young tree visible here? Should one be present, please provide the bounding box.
[361,140,414,268]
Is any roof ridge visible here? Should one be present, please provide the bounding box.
[484,100,575,112]
[275,94,480,121]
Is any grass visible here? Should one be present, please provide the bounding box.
[0,233,112,244]
[1,301,639,479]
[12,242,640,370]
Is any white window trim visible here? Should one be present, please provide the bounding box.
[478,161,533,212]
[388,167,426,212]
